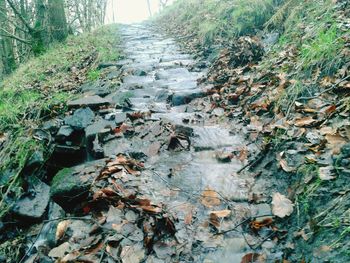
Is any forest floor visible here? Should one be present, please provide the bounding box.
[0,14,349,263]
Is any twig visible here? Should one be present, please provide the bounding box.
[214,214,274,236]
[297,75,350,100]
[237,143,270,174]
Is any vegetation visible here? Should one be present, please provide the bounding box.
[0,0,109,77]
[157,0,280,45]
[156,0,349,261]
[0,25,120,217]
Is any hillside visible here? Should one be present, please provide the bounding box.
[156,0,350,261]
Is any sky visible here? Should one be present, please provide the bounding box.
[105,0,175,24]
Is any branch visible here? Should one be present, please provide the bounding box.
[6,0,33,33]
[0,28,31,44]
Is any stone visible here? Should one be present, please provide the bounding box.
[114,112,127,125]
[42,119,62,134]
[56,125,74,141]
[12,177,50,220]
[26,150,45,170]
[85,119,115,140]
[50,159,106,205]
[67,95,110,109]
[92,135,104,159]
[171,90,204,106]
[133,69,147,76]
[64,108,95,130]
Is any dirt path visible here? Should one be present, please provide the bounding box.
[24,24,277,263]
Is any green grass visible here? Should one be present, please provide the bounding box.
[0,24,120,217]
[156,0,277,45]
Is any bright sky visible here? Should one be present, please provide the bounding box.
[105,0,174,24]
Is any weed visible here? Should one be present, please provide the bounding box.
[88,69,101,81]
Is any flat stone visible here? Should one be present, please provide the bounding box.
[56,125,74,141]
[50,159,106,205]
[171,90,204,106]
[13,177,50,220]
[115,113,127,125]
[67,95,110,109]
[64,108,95,130]
[85,119,115,140]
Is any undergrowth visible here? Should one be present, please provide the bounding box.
[0,25,120,218]
[156,0,279,45]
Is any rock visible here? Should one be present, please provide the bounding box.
[56,125,74,141]
[114,112,127,125]
[85,119,115,140]
[42,119,62,134]
[171,90,204,106]
[26,150,45,170]
[34,202,65,249]
[92,135,104,159]
[67,95,110,109]
[50,159,106,205]
[64,108,95,130]
[97,62,118,70]
[12,177,50,221]
[155,90,171,102]
[133,69,147,76]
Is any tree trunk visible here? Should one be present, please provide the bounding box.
[33,0,47,54]
[0,0,16,74]
[48,0,68,42]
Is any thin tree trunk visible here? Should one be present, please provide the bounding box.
[48,0,68,42]
[0,0,16,73]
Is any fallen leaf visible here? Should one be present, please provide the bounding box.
[272,193,294,218]
[241,253,265,263]
[209,210,231,218]
[294,117,319,127]
[325,133,347,154]
[200,188,221,208]
[56,220,70,241]
[250,218,273,231]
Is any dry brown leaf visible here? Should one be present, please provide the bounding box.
[294,117,319,127]
[209,209,231,218]
[250,218,273,231]
[56,220,70,241]
[325,133,347,154]
[200,188,221,208]
[272,192,294,218]
[241,253,265,263]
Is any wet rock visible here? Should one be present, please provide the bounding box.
[133,69,147,76]
[155,90,171,102]
[97,62,117,70]
[34,202,65,249]
[56,125,74,141]
[42,119,62,134]
[26,150,45,170]
[171,90,204,106]
[85,119,115,140]
[114,112,127,125]
[12,177,50,221]
[92,135,104,159]
[64,108,95,130]
[50,159,106,205]
[67,95,110,109]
